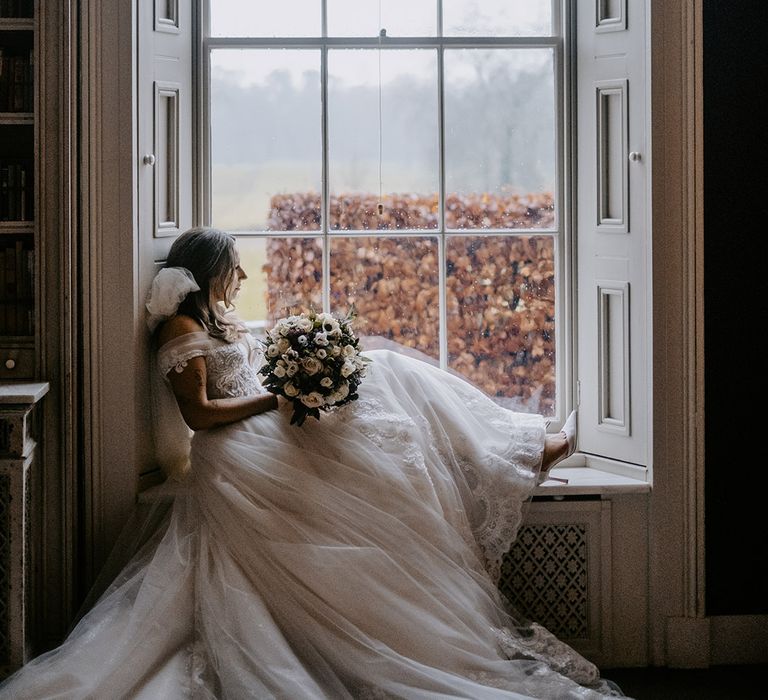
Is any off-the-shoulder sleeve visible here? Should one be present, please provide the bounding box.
[157,331,217,378]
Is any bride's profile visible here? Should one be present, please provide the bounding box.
[0,227,624,699]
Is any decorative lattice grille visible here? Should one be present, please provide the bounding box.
[0,473,10,666]
[499,523,589,639]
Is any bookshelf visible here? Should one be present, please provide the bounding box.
[0,0,35,379]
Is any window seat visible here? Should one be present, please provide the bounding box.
[537,453,650,496]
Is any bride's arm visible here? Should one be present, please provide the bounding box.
[168,355,278,430]
[159,316,278,431]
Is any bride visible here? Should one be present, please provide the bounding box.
[0,228,623,699]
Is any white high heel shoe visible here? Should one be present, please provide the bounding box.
[538,410,577,485]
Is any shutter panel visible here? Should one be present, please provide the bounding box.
[576,0,650,467]
[135,1,194,477]
[137,0,193,269]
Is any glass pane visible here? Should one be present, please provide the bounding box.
[328,50,438,231]
[446,235,555,416]
[327,0,436,37]
[210,50,321,232]
[330,236,439,361]
[210,0,320,37]
[444,49,555,230]
[443,0,552,37]
[235,237,323,333]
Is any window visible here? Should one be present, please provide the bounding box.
[155,0,651,469]
[202,0,566,419]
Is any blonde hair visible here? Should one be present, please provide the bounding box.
[165,227,243,342]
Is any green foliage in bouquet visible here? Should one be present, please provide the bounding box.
[259,308,371,426]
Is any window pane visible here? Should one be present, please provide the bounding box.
[328,50,438,231]
[236,237,323,330]
[327,0,436,37]
[444,49,555,230]
[330,236,439,360]
[210,0,321,37]
[446,235,555,416]
[443,0,552,37]
[210,50,321,232]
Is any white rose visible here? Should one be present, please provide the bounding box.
[341,360,356,377]
[301,357,323,375]
[273,365,286,378]
[300,392,325,408]
[320,377,333,388]
[276,337,290,353]
[297,335,308,346]
[266,344,280,357]
[342,344,356,358]
[314,331,329,347]
[286,361,299,377]
[284,382,299,397]
[316,348,327,359]
[331,345,342,357]
[330,382,349,403]
[296,316,313,332]
[277,324,290,337]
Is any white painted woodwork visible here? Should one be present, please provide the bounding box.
[36,0,82,648]
[156,0,180,33]
[0,386,48,676]
[595,0,627,33]
[597,281,630,435]
[155,82,181,232]
[576,0,650,467]
[137,0,194,480]
[648,0,708,667]
[77,0,141,593]
[513,500,614,664]
[595,80,628,231]
[138,0,192,264]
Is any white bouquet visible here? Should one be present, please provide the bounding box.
[259,309,370,426]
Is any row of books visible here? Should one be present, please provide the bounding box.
[0,1,33,18]
[0,47,33,112]
[0,161,32,221]
[0,239,33,336]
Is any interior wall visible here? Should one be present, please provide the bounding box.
[703,0,768,616]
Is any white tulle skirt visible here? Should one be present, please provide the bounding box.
[0,350,623,699]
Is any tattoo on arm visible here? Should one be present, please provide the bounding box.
[193,368,205,391]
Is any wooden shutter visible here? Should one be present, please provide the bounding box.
[137,0,194,269]
[576,0,650,468]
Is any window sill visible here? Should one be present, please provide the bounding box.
[536,453,650,496]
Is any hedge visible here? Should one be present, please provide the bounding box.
[262,192,556,415]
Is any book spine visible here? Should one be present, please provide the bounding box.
[13,54,24,111]
[19,165,26,220]
[0,163,8,221]
[0,49,7,112]
[0,247,7,335]
[14,239,22,334]
[6,240,16,334]
[25,246,33,334]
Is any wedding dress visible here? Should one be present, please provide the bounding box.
[0,330,623,699]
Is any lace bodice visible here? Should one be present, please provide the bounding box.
[157,331,265,399]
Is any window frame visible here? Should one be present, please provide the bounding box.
[198,0,574,429]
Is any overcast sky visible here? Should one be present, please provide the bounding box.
[209,0,553,87]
